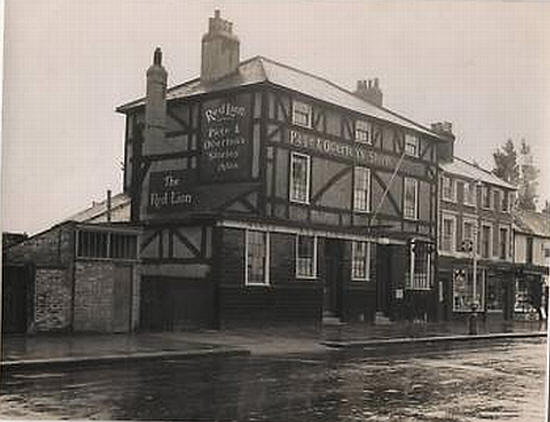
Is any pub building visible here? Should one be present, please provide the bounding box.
[117,11,451,329]
[437,141,517,322]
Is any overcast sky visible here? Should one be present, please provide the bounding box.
[2,0,550,235]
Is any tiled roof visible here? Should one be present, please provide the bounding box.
[116,56,445,139]
[440,156,516,190]
[64,192,131,223]
[512,210,550,237]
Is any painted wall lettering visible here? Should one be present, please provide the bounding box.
[200,97,251,181]
[148,170,195,212]
[288,129,399,169]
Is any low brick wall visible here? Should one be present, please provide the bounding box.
[33,268,71,332]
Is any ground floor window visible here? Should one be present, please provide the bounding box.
[407,241,431,290]
[453,268,485,311]
[296,235,317,278]
[486,277,504,311]
[351,241,371,281]
[245,230,270,285]
[77,229,138,260]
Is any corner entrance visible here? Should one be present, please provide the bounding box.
[324,239,344,318]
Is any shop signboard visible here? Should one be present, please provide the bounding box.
[147,170,195,212]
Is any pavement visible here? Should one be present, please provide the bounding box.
[1,319,546,370]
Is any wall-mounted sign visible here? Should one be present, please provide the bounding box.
[200,96,251,182]
[148,170,195,212]
[288,129,400,169]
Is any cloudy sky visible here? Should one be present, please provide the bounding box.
[2,0,550,234]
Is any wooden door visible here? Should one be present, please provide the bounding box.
[2,265,29,333]
[376,245,392,314]
[113,265,133,333]
[324,240,343,317]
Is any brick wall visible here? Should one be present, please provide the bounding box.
[5,224,74,267]
[33,268,71,332]
[74,260,115,332]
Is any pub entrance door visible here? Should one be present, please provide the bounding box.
[324,239,343,317]
[376,245,393,316]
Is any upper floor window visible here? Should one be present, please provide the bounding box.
[508,191,515,211]
[404,134,419,157]
[526,237,533,264]
[355,120,372,144]
[442,176,455,202]
[404,178,418,220]
[441,214,456,252]
[296,235,317,278]
[481,186,492,209]
[77,230,138,260]
[498,227,508,260]
[245,230,270,286]
[351,241,371,281]
[493,189,501,212]
[290,152,310,204]
[463,219,476,244]
[501,190,509,212]
[481,224,492,258]
[292,100,312,128]
[353,167,371,212]
[463,182,476,206]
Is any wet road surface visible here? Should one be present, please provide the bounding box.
[0,338,546,421]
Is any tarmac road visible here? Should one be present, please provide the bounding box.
[0,337,546,421]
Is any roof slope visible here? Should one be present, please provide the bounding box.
[117,56,444,139]
[440,156,516,190]
[513,210,550,237]
[64,192,131,223]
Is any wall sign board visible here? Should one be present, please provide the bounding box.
[148,170,195,212]
[200,96,251,182]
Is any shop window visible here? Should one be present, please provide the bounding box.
[499,227,508,260]
[351,241,371,281]
[453,269,485,311]
[442,176,455,202]
[245,230,269,286]
[296,235,317,278]
[514,279,534,313]
[407,241,431,290]
[403,178,418,220]
[463,182,476,206]
[486,277,503,311]
[355,120,372,144]
[77,230,138,260]
[440,215,456,252]
[404,134,419,157]
[290,152,310,204]
[353,167,370,212]
[292,100,312,128]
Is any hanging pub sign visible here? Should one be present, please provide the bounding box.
[147,170,195,212]
[200,95,251,182]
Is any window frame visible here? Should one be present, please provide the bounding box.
[462,217,477,252]
[354,120,372,145]
[353,166,371,213]
[76,229,139,261]
[295,235,318,279]
[480,223,493,259]
[481,186,492,210]
[463,182,476,206]
[351,241,371,281]
[291,100,312,129]
[441,176,456,202]
[289,152,311,204]
[440,213,457,253]
[244,229,270,286]
[403,177,419,220]
[404,133,419,157]
[408,241,431,290]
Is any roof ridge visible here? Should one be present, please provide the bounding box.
[257,56,443,139]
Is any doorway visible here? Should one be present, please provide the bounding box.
[113,264,133,333]
[376,245,392,316]
[324,239,343,317]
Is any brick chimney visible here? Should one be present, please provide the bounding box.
[145,47,167,147]
[201,10,240,84]
[431,121,455,162]
[355,78,383,107]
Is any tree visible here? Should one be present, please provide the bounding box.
[517,139,539,211]
[492,138,539,211]
[492,138,519,185]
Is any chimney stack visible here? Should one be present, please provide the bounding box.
[431,121,455,162]
[355,78,383,107]
[144,47,167,149]
[201,10,240,84]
